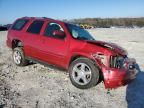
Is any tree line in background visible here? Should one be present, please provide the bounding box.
[67,17,144,28]
[1,17,144,31]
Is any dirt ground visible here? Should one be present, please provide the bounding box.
[0,28,144,108]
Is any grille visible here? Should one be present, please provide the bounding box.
[110,56,125,68]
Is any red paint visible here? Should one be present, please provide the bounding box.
[6,17,137,89]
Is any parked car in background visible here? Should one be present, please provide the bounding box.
[3,24,12,29]
[0,25,7,31]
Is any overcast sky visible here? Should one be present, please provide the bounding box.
[0,0,144,24]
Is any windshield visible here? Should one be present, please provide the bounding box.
[66,23,95,40]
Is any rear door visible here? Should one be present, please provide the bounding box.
[39,22,69,67]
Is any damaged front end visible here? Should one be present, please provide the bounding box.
[102,55,137,89]
[90,41,138,89]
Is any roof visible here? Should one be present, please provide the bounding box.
[20,17,63,23]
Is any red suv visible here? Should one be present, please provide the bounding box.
[7,17,137,89]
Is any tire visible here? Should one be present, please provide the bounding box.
[69,57,99,89]
[13,47,28,66]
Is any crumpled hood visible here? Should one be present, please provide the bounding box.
[86,40,128,56]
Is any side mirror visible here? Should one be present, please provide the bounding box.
[52,30,65,39]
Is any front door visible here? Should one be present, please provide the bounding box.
[39,22,69,67]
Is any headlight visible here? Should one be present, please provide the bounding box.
[91,52,107,66]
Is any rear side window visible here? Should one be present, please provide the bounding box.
[27,20,44,34]
[12,19,29,30]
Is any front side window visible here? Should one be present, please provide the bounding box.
[27,20,44,34]
[12,19,29,30]
[66,23,95,40]
[44,22,64,36]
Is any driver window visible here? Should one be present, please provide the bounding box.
[44,22,64,37]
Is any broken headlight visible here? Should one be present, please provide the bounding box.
[92,53,107,66]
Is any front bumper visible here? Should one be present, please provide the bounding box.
[102,58,138,89]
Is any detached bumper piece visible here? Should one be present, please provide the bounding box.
[123,64,138,85]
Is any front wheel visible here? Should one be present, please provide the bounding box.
[13,47,28,66]
[69,57,99,89]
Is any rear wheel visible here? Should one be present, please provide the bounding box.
[13,47,28,66]
[69,57,99,89]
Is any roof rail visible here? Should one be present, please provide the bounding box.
[42,17,54,20]
[21,16,54,20]
[21,16,29,18]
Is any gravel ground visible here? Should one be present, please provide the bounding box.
[0,28,144,108]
